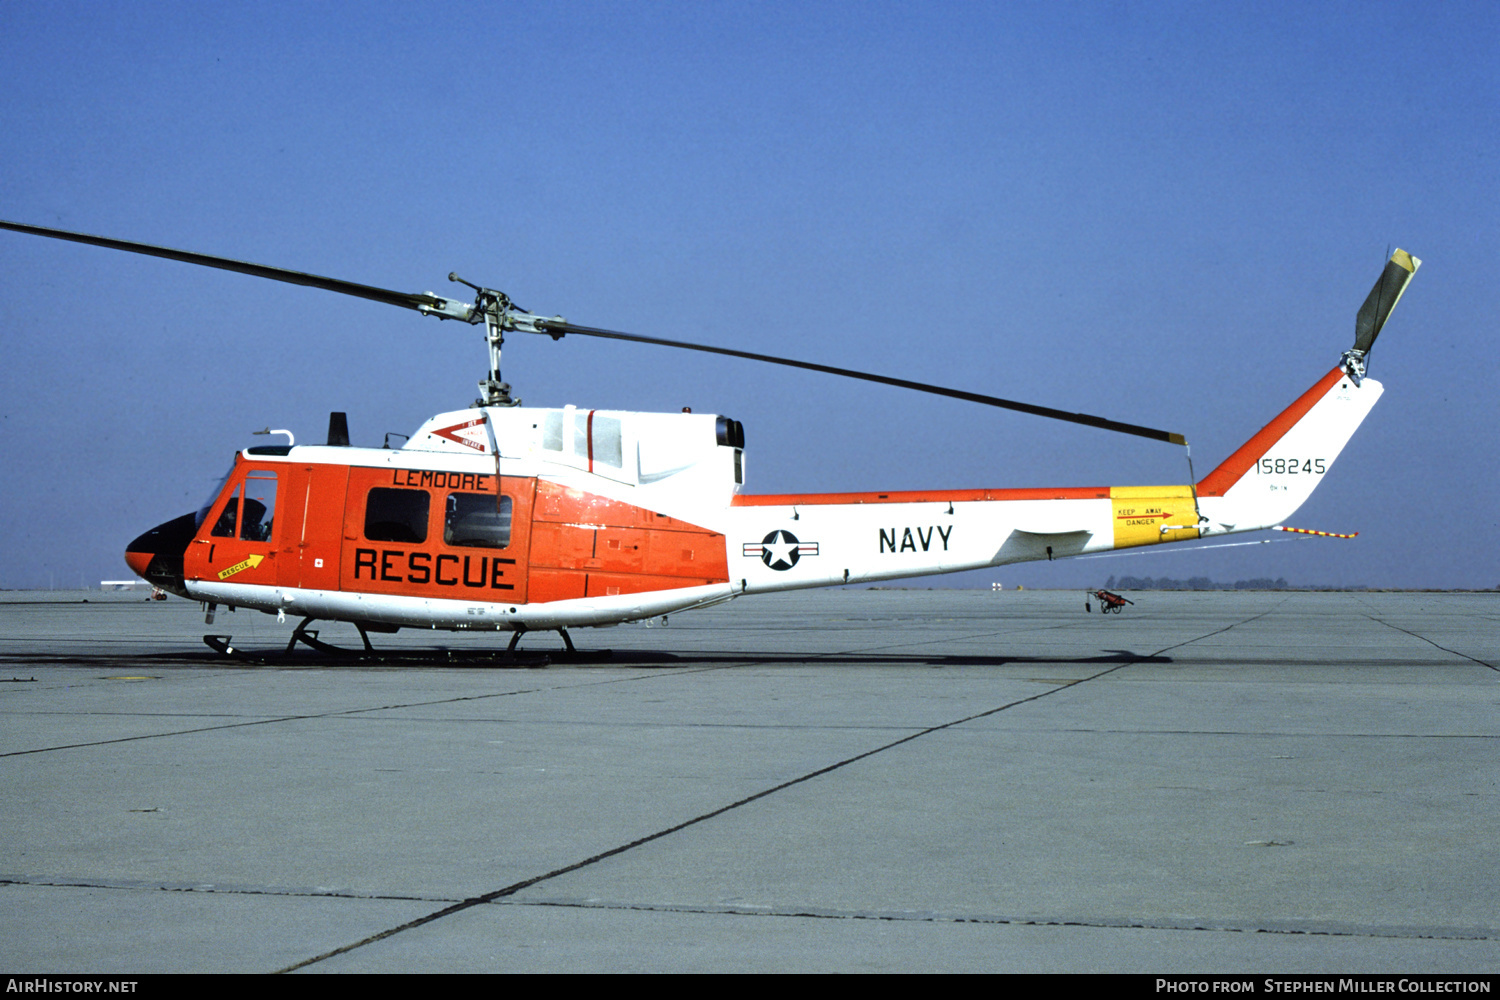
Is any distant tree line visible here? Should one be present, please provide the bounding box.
[1101,575,1371,591]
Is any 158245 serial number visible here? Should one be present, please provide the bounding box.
[1259,457,1326,475]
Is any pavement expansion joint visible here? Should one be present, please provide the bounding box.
[1364,615,1498,672]
[503,897,1498,943]
[1,874,453,904]
[281,609,1287,972]
[0,684,588,758]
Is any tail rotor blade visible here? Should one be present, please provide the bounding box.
[1354,249,1421,354]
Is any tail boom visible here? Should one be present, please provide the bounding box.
[723,366,1383,592]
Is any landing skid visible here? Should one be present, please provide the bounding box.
[507,626,613,662]
[286,616,374,655]
[203,634,250,659]
[201,619,611,665]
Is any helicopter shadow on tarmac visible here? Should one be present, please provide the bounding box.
[0,647,1172,670]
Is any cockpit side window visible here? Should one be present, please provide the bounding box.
[209,471,279,541]
[239,472,278,542]
[210,487,241,538]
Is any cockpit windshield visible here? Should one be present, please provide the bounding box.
[194,459,238,528]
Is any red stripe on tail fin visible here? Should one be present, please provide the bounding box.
[1196,367,1347,497]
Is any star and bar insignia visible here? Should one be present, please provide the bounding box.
[743,530,819,571]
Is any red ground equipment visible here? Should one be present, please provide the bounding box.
[1086,589,1134,614]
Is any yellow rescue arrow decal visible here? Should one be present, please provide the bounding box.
[217,554,265,580]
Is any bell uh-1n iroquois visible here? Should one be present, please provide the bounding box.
[0,221,1419,657]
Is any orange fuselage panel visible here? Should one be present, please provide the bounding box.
[185,460,730,605]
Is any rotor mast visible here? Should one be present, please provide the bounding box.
[424,274,565,408]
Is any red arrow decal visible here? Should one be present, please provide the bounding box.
[431,418,488,452]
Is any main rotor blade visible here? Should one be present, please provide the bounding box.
[0,219,452,315]
[2,218,1186,444]
[540,320,1187,445]
[1354,248,1420,354]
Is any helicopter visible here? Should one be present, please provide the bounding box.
[0,220,1419,657]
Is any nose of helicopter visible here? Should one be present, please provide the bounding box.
[123,549,153,578]
[124,512,199,598]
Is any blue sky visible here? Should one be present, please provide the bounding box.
[1,1,1495,590]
